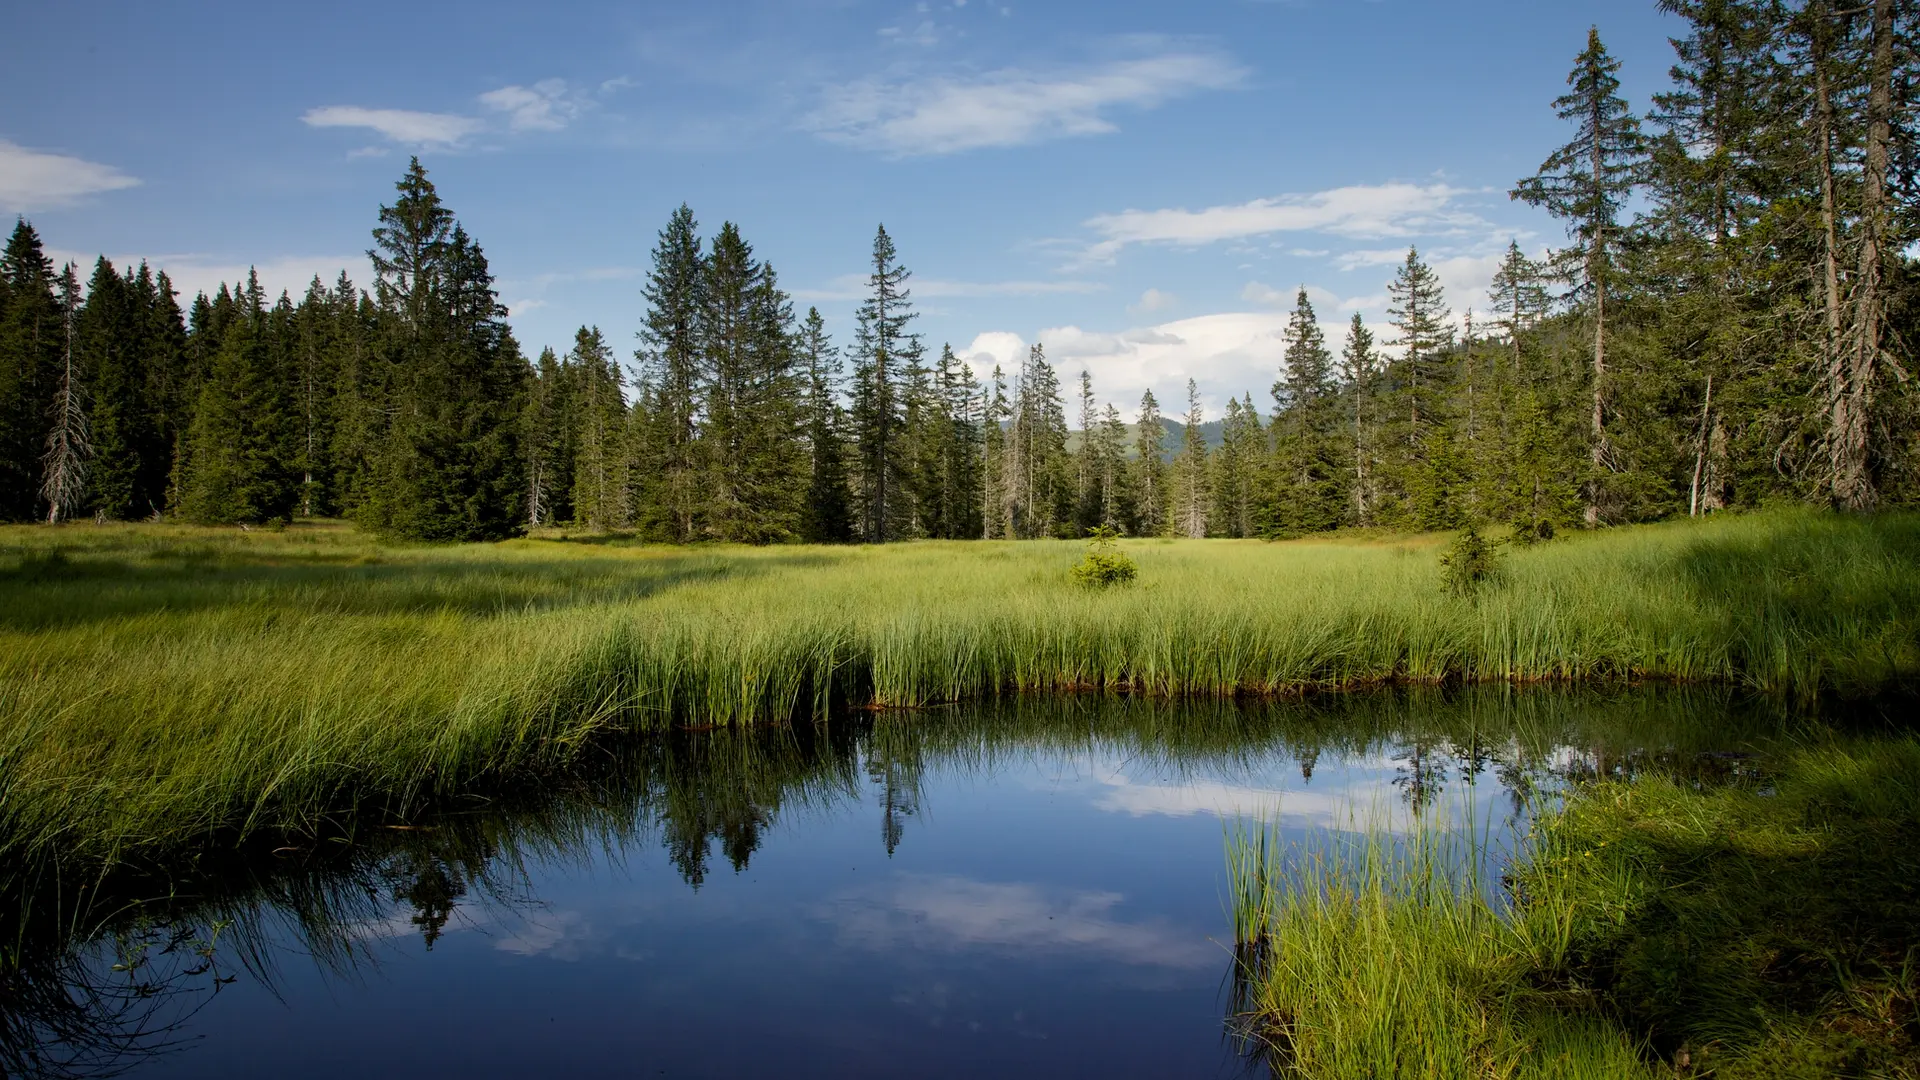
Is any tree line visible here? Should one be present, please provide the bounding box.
[0,1,1913,541]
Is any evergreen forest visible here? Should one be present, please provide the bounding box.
[2,5,1916,543]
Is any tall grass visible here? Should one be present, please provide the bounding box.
[0,509,1914,866]
[1226,734,1920,1077]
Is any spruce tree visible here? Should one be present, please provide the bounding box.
[800,307,855,543]
[179,273,299,524]
[1073,369,1101,533]
[1513,28,1646,524]
[362,161,527,541]
[982,365,1011,538]
[1174,380,1209,538]
[1269,287,1345,533]
[1384,248,1456,528]
[1132,390,1168,536]
[850,225,915,542]
[524,346,567,526]
[80,258,161,518]
[1096,403,1130,531]
[636,204,705,542]
[1211,394,1263,537]
[1341,315,1380,525]
[698,223,803,542]
[0,219,59,520]
[932,344,983,540]
[568,327,630,530]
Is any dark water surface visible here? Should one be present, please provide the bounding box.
[5,689,1785,1079]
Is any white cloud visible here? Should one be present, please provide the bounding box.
[0,140,140,212]
[1130,287,1176,314]
[1088,773,1432,836]
[1080,182,1487,264]
[302,106,482,147]
[822,874,1214,970]
[494,910,599,961]
[1041,312,1287,413]
[808,50,1243,155]
[1242,281,1349,315]
[1333,247,1413,272]
[479,79,582,132]
[965,309,1398,413]
[1240,281,1291,308]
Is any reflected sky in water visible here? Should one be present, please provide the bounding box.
[9,689,1772,1079]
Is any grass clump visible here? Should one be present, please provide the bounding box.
[1228,734,1920,1078]
[1069,525,1138,588]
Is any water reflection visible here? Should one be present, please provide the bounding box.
[0,686,1795,1078]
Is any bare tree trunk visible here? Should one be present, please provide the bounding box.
[1690,374,1714,517]
[1586,238,1607,527]
[1834,0,1893,510]
[42,271,90,525]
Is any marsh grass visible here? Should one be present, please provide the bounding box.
[1226,734,1920,1078]
[0,509,1916,869]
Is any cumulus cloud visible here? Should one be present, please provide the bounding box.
[807,49,1244,155]
[0,140,140,212]
[961,313,1289,414]
[302,106,483,147]
[1079,182,1487,264]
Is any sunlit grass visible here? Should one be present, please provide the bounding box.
[0,509,1915,867]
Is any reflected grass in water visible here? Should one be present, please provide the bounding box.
[1226,733,1920,1078]
[0,687,1825,1077]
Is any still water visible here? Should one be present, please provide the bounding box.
[6,689,1776,1078]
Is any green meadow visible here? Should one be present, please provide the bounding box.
[1,508,1917,867]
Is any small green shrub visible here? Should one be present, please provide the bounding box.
[1439,524,1502,596]
[1070,526,1138,588]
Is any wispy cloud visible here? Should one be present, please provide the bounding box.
[0,140,140,212]
[305,80,596,150]
[808,49,1244,155]
[302,106,483,147]
[793,275,1103,302]
[479,79,584,132]
[822,874,1214,970]
[1079,182,1487,264]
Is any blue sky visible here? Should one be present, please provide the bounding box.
[2,0,1682,414]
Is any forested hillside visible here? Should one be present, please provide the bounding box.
[0,2,1913,542]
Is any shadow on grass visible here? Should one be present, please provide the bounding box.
[0,545,855,631]
[1675,513,1920,698]
[1520,733,1920,1076]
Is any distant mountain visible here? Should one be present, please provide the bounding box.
[1063,418,1226,461]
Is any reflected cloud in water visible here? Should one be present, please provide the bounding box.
[822,874,1216,971]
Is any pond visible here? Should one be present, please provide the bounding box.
[3,688,1785,1079]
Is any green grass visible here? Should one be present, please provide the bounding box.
[1,508,1916,868]
[1227,735,1920,1078]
